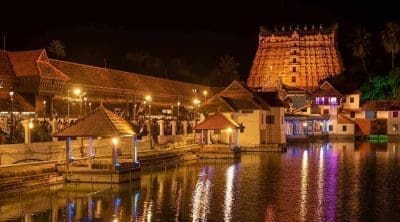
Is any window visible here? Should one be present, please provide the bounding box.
[294,50,297,55]
[293,58,296,63]
[393,124,398,131]
[350,111,355,118]
[266,115,275,124]
[292,67,296,72]
[343,97,346,103]
[261,114,264,124]
[323,109,329,115]
[294,43,297,47]
[366,111,377,120]
[350,97,354,103]
[329,125,333,131]
[342,125,347,131]
[393,111,398,118]
[291,76,296,82]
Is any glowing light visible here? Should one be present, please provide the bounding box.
[226,127,233,134]
[9,91,14,97]
[28,121,34,129]
[316,147,324,219]
[224,165,235,222]
[84,97,87,102]
[203,90,208,96]
[73,88,81,96]
[300,150,309,221]
[43,100,47,105]
[177,101,181,106]
[112,137,119,146]
[303,122,308,127]
[193,98,201,105]
[320,122,324,126]
[145,95,152,102]
[192,168,211,221]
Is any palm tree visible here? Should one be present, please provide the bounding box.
[381,22,400,69]
[47,40,66,58]
[216,54,240,85]
[352,28,371,78]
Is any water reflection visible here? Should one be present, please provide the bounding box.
[2,142,400,221]
[299,150,308,221]
[192,167,213,221]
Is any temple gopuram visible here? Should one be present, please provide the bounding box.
[247,24,343,90]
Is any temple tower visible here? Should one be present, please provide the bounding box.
[247,24,343,90]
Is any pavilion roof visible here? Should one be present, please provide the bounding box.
[194,112,239,130]
[310,81,343,98]
[0,90,35,112]
[54,106,135,137]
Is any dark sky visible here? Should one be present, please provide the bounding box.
[1,1,399,81]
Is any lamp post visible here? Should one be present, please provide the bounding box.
[177,101,180,133]
[9,90,14,143]
[192,98,201,123]
[83,97,87,115]
[43,100,47,120]
[202,90,208,103]
[145,95,153,149]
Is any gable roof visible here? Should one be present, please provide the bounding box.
[7,49,69,81]
[338,114,355,124]
[311,81,343,98]
[361,100,400,111]
[194,112,239,130]
[201,81,270,112]
[54,106,135,137]
[0,90,35,112]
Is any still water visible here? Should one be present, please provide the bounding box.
[1,142,400,221]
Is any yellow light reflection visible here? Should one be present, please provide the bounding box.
[300,150,308,221]
[192,170,211,221]
[224,165,235,222]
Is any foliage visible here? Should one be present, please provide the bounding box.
[48,40,66,58]
[211,54,240,86]
[360,68,400,101]
[352,28,371,76]
[381,22,400,68]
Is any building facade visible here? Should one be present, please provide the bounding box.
[247,24,343,90]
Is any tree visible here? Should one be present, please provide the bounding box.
[213,54,240,86]
[47,40,66,58]
[352,28,371,78]
[381,22,400,69]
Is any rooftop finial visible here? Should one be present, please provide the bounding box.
[319,24,323,29]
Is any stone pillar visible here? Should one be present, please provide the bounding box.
[133,136,138,162]
[66,137,71,170]
[171,121,177,136]
[182,121,188,136]
[158,120,164,136]
[207,130,211,144]
[22,119,31,144]
[236,129,240,147]
[50,95,54,120]
[51,120,57,142]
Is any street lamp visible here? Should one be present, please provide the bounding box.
[9,90,14,143]
[145,95,153,149]
[202,90,208,103]
[192,98,201,122]
[43,100,47,119]
[83,97,87,115]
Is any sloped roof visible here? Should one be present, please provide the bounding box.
[194,112,239,130]
[256,91,285,107]
[0,90,35,112]
[7,50,69,81]
[54,106,135,137]
[311,81,343,98]
[362,100,400,111]
[200,81,270,112]
[50,59,215,101]
[338,114,355,124]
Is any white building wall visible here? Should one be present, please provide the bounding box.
[343,94,360,109]
[266,107,285,144]
[236,110,262,147]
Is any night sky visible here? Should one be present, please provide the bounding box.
[1,1,399,83]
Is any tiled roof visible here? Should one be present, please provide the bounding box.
[311,81,343,98]
[338,114,355,124]
[194,112,239,130]
[200,81,270,112]
[361,100,400,111]
[0,90,35,112]
[7,49,69,81]
[256,91,285,107]
[54,106,135,137]
[49,59,215,103]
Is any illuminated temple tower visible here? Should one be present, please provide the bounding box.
[247,24,343,90]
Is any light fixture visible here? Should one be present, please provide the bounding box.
[227,127,233,133]
[43,100,47,105]
[303,122,308,127]
[145,95,152,102]
[112,137,119,146]
[203,90,208,96]
[9,91,14,97]
[28,121,34,129]
[193,98,201,105]
[73,88,81,96]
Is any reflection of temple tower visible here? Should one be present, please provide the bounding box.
[247,24,343,90]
